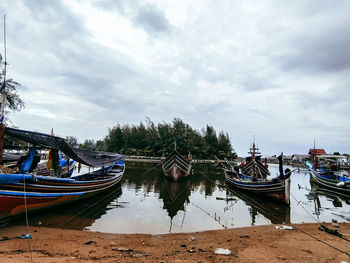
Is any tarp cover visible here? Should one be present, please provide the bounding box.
[5,127,125,167]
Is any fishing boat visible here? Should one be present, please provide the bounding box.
[4,184,123,229]
[161,142,192,181]
[240,141,270,179]
[309,168,350,196]
[225,143,291,204]
[305,158,350,196]
[0,126,126,222]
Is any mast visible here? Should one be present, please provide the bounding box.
[248,135,260,159]
[1,14,6,93]
[0,14,7,163]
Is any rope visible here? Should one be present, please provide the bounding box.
[291,192,320,223]
[203,168,350,256]
[140,161,162,176]
[56,187,122,228]
[290,224,350,256]
[189,201,227,229]
[22,176,34,263]
[290,191,350,256]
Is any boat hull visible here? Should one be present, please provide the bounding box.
[310,170,350,195]
[225,170,290,204]
[162,151,191,181]
[0,161,125,221]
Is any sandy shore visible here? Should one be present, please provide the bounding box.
[0,223,349,262]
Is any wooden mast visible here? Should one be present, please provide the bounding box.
[0,15,7,164]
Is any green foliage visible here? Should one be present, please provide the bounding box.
[103,118,237,160]
[0,54,25,119]
[65,136,78,147]
[81,139,96,150]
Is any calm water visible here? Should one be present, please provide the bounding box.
[9,161,350,234]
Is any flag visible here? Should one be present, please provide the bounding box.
[46,129,55,170]
[0,82,6,93]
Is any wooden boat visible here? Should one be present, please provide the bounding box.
[225,169,291,204]
[3,184,123,229]
[225,143,291,204]
[309,169,350,196]
[34,158,75,177]
[240,141,270,179]
[0,127,126,222]
[162,143,192,181]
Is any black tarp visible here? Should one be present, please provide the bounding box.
[4,127,125,167]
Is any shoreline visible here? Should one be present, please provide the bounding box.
[0,223,349,262]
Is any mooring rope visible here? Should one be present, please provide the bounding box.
[56,188,122,228]
[291,192,321,223]
[140,161,162,176]
[189,201,227,229]
[202,167,350,256]
[22,175,34,263]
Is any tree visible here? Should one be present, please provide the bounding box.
[105,125,124,153]
[95,140,104,151]
[203,125,218,159]
[81,139,96,150]
[103,118,237,159]
[65,136,78,147]
[0,54,24,121]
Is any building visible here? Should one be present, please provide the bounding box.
[308,149,326,160]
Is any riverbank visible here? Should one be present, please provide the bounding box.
[0,223,349,262]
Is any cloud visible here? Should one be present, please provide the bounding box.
[269,3,350,74]
[0,0,349,156]
[133,4,172,35]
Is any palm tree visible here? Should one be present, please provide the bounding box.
[0,54,25,122]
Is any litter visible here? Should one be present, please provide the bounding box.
[215,248,231,255]
[275,225,294,230]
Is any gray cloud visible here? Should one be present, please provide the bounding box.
[1,0,349,156]
[268,3,350,74]
[133,4,172,34]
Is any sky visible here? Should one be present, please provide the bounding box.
[0,0,349,156]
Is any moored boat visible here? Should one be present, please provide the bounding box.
[161,142,192,181]
[225,143,291,204]
[0,126,126,222]
[225,169,291,204]
[240,141,270,179]
[309,169,350,196]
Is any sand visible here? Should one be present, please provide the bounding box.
[0,223,349,262]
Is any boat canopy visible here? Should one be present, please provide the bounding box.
[4,127,125,167]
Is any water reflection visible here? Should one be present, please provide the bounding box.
[159,179,191,219]
[224,188,290,225]
[3,161,350,233]
[308,182,350,222]
[159,178,191,232]
[9,184,122,230]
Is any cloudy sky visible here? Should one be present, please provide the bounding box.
[0,0,349,156]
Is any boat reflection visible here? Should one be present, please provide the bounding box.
[158,178,191,232]
[6,184,123,230]
[225,187,291,225]
[308,182,350,217]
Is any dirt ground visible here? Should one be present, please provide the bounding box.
[0,223,349,262]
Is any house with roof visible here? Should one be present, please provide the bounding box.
[308,149,326,160]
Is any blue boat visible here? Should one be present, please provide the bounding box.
[0,127,125,222]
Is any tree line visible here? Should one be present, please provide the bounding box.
[75,118,236,160]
